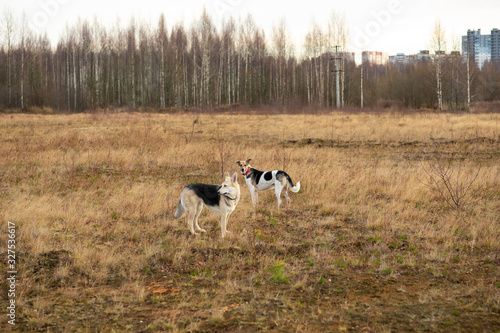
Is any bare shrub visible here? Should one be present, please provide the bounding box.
[210,122,235,180]
[420,154,481,212]
[184,118,198,143]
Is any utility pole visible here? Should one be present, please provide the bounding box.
[331,46,342,109]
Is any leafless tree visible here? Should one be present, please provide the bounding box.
[0,11,499,112]
[157,14,167,109]
[421,155,481,212]
[272,17,291,105]
[2,6,16,106]
[430,19,446,111]
[329,11,349,108]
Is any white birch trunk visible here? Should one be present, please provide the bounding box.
[437,56,442,111]
[160,41,165,109]
[360,63,364,109]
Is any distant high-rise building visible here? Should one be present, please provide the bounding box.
[362,51,388,65]
[462,29,496,69]
[395,53,405,64]
[387,53,417,65]
[339,52,356,63]
[417,50,431,61]
[492,28,500,63]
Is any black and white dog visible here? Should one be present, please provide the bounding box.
[236,159,300,207]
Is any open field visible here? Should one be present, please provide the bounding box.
[1,111,499,332]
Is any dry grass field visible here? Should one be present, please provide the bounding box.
[1,111,499,332]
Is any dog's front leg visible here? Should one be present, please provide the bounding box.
[249,186,257,205]
[225,211,233,236]
[220,214,228,238]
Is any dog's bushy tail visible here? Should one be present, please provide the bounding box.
[174,197,185,218]
[282,172,300,193]
[290,180,301,193]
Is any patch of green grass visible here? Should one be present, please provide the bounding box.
[189,268,214,278]
[336,258,347,269]
[150,295,163,304]
[268,261,289,284]
[367,235,382,244]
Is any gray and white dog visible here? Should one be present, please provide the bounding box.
[236,159,300,207]
[174,173,240,237]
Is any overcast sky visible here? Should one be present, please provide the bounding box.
[2,0,499,60]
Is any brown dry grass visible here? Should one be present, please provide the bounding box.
[0,111,499,332]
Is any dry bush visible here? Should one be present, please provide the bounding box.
[421,156,481,212]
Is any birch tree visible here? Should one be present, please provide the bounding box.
[448,35,461,110]
[221,18,236,105]
[303,32,313,106]
[171,24,188,108]
[19,13,28,110]
[272,18,290,105]
[311,23,325,107]
[157,14,167,108]
[240,15,257,104]
[328,11,349,108]
[127,19,137,109]
[2,7,16,106]
[430,19,446,111]
[198,10,216,107]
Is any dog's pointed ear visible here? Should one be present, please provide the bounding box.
[231,172,238,183]
[246,159,252,163]
[225,172,230,179]
[236,161,241,166]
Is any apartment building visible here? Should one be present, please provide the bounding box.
[361,51,388,65]
[492,28,500,63]
[461,29,497,69]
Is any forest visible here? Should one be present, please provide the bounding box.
[1,9,500,112]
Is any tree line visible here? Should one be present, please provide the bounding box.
[1,9,499,112]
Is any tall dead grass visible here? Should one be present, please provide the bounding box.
[0,111,498,330]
